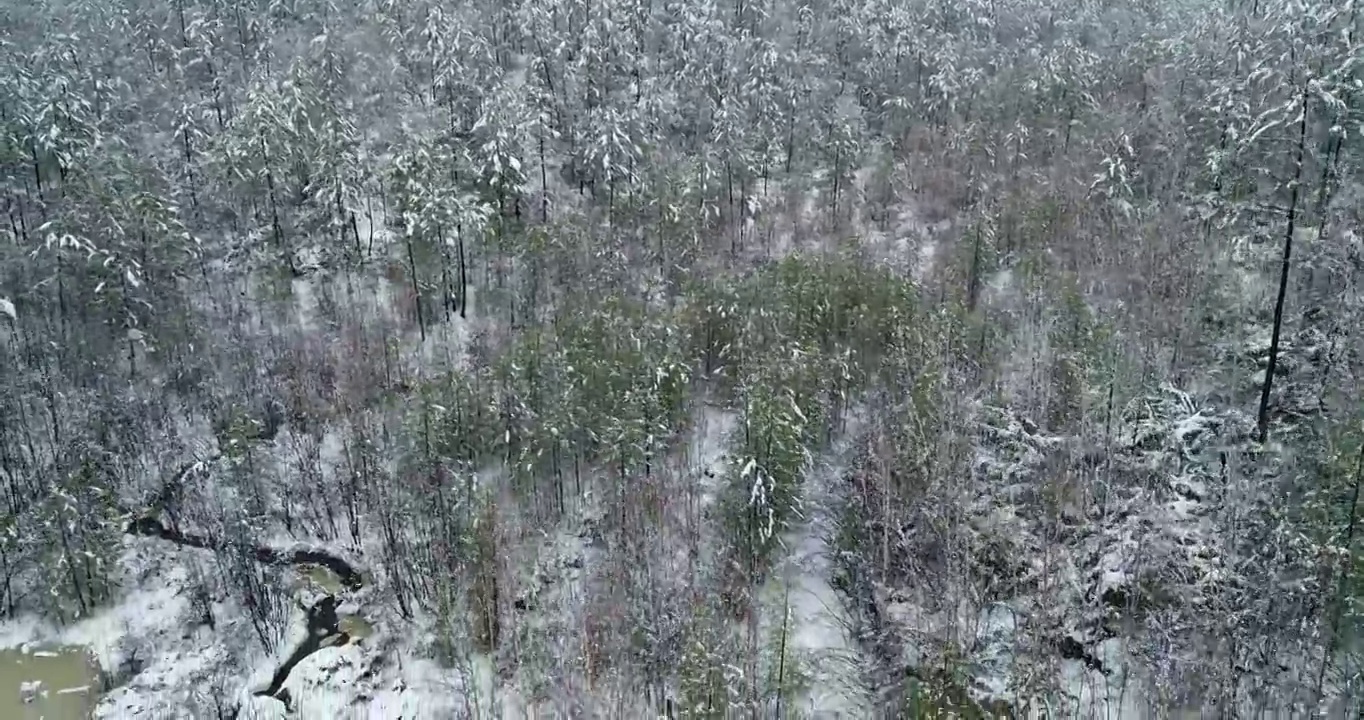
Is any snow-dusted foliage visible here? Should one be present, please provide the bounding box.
[0,0,1362,717]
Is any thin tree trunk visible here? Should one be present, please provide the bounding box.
[1257,85,1310,444]
[437,226,453,322]
[539,129,550,222]
[775,584,790,718]
[183,128,198,209]
[405,234,425,341]
[366,194,377,259]
[457,227,468,319]
[967,223,983,313]
[59,526,87,619]
[260,141,294,276]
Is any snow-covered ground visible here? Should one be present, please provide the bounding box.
[691,404,738,511]
[235,646,471,719]
[0,533,488,719]
[0,540,201,717]
[0,161,1175,720]
[765,409,874,717]
[0,258,488,719]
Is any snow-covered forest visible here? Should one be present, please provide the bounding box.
[0,0,1362,716]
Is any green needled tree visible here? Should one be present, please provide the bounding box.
[1303,414,1364,706]
[3,0,1364,713]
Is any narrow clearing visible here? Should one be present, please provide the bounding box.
[771,413,874,716]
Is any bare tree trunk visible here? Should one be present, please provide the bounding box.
[1257,85,1310,444]
[405,233,425,341]
[967,222,983,313]
[457,226,468,319]
[260,141,295,276]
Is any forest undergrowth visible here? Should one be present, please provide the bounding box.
[1,0,1363,717]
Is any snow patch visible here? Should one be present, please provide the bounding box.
[766,409,872,716]
[692,405,737,508]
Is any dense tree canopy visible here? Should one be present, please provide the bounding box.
[0,0,1362,716]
